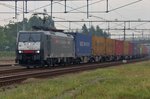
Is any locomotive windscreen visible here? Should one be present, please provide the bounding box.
[18,32,41,42]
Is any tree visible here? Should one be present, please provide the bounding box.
[96,25,103,36]
[0,26,7,50]
[28,15,43,30]
[103,31,111,38]
[0,14,56,51]
[89,25,96,36]
[28,15,55,30]
[82,24,89,35]
[2,21,20,50]
[43,16,55,29]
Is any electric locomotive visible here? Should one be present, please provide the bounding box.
[16,30,75,67]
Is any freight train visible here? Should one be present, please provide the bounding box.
[16,30,149,68]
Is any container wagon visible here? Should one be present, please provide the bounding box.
[92,36,106,62]
[129,42,133,59]
[115,40,124,60]
[123,41,129,59]
[105,38,115,61]
[70,33,92,63]
[132,43,138,58]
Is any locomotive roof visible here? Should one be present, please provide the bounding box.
[19,30,73,38]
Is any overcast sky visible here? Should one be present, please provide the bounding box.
[0,0,149,39]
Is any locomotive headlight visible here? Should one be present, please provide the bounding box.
[36,50,40,53]
[18,50,22,53]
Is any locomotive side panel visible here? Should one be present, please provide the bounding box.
[50,35,75,58]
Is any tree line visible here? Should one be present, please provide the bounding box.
[0,15,55,51]
[0,15,110,51]
[81,24,110,38]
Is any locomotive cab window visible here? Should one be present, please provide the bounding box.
[18,32,41,42]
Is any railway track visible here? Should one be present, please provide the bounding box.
[0,58,149,87]
[0,65,23,77]
[0,67,27,76]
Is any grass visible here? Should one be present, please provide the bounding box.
[0,51,15,60]
[0,60,150,99]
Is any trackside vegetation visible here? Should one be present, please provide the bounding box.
[0,51,15,60]
[0,61,150,99]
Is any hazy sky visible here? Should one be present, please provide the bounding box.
[0,0,149,38]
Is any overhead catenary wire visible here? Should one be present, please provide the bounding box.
[66,0,105,13]
[0,2,22,11]
[0,0,147,31]
[48,0,150,36]
[108,0,143,12]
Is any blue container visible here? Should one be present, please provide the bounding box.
[71,33,92,57]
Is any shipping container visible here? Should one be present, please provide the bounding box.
[129,42,133,56]
[71,33,92,57]
[143,46,146,55]
[142,45,145,55]
[132,43,140,56]
[144,46,148,55]
[132,43,137,56]
[139,44,143,55]
[115,40,124,56]
[105,38,115,56]
[137,44,140,56]
[140,45,148,56]
[123,41,129,56]
[92,36,106,56]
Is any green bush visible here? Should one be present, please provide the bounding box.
[0,51,15,60]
